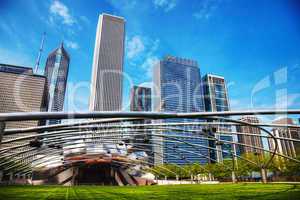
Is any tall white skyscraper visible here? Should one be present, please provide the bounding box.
[90,13,125,111]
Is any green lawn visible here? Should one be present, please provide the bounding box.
[0,183,299,200]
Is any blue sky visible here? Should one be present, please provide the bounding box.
[0,0,299,115]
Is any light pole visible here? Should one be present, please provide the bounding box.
[229,148,237,183]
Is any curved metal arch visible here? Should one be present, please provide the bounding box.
[0,109,300,122]
[3,118,144,135]
[4,120,299,138]
[1,125,198,144]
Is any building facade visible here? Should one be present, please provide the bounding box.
[269,118,300,158]
[236,116,264,155]
[202,74,235,163]
[130,86,151,112]
[153,56,208,165]
[44,43,70,124]
[0,63,48,169]
[130,86,152,164]
[90,13,125,111]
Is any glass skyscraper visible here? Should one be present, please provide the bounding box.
[153,56,208,165]
[202,74,235,163]
[44,43,70,124]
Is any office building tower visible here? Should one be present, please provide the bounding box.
[0,63,48,165]
[202,74,234,162]
[90,13,125,111]
[269,118,300,158]
[236,116,264,155]
[153,55,208,165]
[202,74,230,112]
[130,86,151,112]
[44,43,70,124]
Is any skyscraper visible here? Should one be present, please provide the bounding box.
[130,86,152,164]
[153,55,208,165]
[202,74,234,163]
[236,116,264,155]
[269,118,300,158]
[202,74,230,112]
[90,13,125,111]
[130,86,151,112]
[0,63,48,165]
[44,43,70,124]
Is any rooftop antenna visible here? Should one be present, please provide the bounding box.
[34,32,46,74]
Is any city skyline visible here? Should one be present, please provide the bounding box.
[1,0,300,190]
[0,0,299,116]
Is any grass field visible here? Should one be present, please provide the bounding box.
[0,183,299,200]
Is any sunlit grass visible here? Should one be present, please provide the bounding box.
[0,183,299,200]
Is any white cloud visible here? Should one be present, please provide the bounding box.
[193,0,220,20]
[50,0,75,25]
[126,36,145,59]
[142,56,160,78]
[65,40,79,50]
[126,36,160,79]
[141,38,160,78]
[141,56,159,69]
[153,0,177,12]
[108,0,137,11]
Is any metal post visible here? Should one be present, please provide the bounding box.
[208,172,212,181]
[231,150,237,183]
[261,167,267,184]
[9,172,13,182]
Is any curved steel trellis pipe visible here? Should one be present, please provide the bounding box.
[206,116,279,169]
[0,109,299,121]
[4,121,300,136]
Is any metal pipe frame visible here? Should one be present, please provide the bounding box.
[1,128,296,169]
[1,109,300,181]
[4,121,300,136]
[0,109,299,121]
